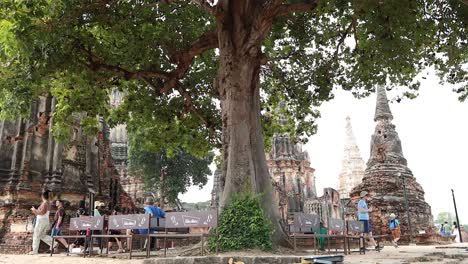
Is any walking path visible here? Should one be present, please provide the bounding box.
[1,244,467,264]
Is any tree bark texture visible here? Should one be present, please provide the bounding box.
[216,0,289,247]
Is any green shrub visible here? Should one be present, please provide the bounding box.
[208,193,273,252]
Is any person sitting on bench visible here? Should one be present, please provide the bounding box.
[139,197,165,250]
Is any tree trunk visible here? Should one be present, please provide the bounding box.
[216,1,289,247]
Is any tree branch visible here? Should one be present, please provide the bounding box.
[161,29,218,93]
[191,0,216,15]
[77,43,171,80]
[277,0,318,16]
[76,28,218,95]
[332,22,353,61]
[175,84,217,141]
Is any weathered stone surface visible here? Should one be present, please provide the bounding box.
[266,116,316,222]
[109,90,145,206]
[210,169,222,209]
[304,187,343,228]
[337,117,365,199]
[350,86,434,242]
[142,256,304,264]
[0,94,135,253]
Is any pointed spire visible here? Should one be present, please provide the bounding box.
[345,116,357,146]
[338,116,365,198]
[374,86,393,121]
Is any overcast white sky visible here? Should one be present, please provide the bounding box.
[180,74,468,224]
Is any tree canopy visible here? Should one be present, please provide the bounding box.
[0,0,465,154]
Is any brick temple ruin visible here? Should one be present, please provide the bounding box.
[349,86,436,242]
[266,127,317,220]
[0,94,135,253]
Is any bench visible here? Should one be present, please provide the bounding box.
[291,214,363,255]
[151,210,218,257]
[290,213,321,253]
[325,218,347,254]
[50,215,104,257]
[94,213,154,259]
[345,220,365,254]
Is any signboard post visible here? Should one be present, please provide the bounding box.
[165,210,217,228]
[70,216,105,231]
[347,220,364,233]
[292,213,320,232]
[328,218,345,232]
[108,214,151,230]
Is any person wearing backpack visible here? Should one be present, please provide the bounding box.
[140,197,165,250]
[389,213,401,248]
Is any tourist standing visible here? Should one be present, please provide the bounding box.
[452,222,460,243]
[313,222,327,251]
[389,213,401,247]
[93,201,104,216]
[29,190,51,255]
[357,191,381,250]
[93,201,104,250]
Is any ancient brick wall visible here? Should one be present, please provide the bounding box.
[0,95,136,253]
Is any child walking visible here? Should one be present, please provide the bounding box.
[389,213,400,247]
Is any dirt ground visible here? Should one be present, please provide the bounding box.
[1,243,467,264]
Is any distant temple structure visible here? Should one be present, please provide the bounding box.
[0,94,134,253]
[337,117,365,198]
[350,86,434,241]
[109,90,145,205]
[266,128,317,222]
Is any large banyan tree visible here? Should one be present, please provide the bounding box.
[0,0,466,246]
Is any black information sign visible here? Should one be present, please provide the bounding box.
[347,220,364,232]
[108,214,150,230]
[293,213,320,231]
[328,218,345,231]
[165,210,217,228]
[70,216,104,231]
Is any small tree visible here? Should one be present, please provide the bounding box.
[128,132,213,208]
[209,194,273,252]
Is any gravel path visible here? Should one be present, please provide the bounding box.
[1,244,467,264]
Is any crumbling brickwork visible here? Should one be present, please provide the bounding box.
[350,86,435,243]
[0,95,134,253]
